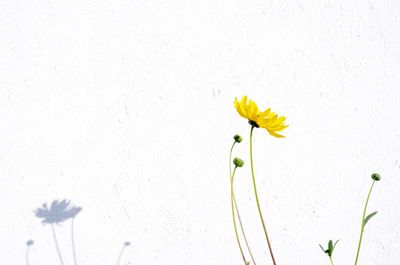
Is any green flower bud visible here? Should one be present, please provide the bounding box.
[371,173,381,181]
[233,134,243,143]
[233,157,244,167]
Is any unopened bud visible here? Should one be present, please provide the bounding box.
[371,173,381,181]
[233,157,244,167]
[233,134,243,143]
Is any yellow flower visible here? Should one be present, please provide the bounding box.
[234,96,288,138]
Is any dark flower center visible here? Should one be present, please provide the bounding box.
[248,120,259,128]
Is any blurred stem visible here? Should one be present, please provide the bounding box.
[25,245,31,265]
[249,126,277,265]
[116,244,128,265]
[51,224,65,265]
[354,180,376,265]
[330,257,334,265]
[71,218,78,265]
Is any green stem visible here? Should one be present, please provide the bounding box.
[229,142,236,181]
[249,126,277,265]
[231,167,247,264]
[330,256,334,265]
[234,195,257,265]
[354,180,376,265]
[230,141,257,264]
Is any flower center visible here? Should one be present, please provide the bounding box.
[248,120,259,128]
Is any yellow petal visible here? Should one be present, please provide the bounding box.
[234,98,247,118]
[275,116,286,123]
[239,96,250,118]
[247,100,259,119]
[267,129,286,138]
[260,108,271,117]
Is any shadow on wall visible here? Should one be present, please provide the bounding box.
[25,199,130,265]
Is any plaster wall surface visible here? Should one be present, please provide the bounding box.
[1,1,400,264]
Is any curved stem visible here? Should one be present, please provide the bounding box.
[230,140,257,264]
[234,195,257,265]
[51,224,65,265]
[229,142,236,181]
[25,245,31,265]
[330,256,334,265]
[71,218,78,265]
[249,126,277,265]
[116,244,127,265]
[231,167,247,264]
[354,180,376,265]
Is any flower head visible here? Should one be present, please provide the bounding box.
[35,199,82,224]
[234,96,288,138]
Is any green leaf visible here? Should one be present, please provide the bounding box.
[319,244,325,253]
[364,211,378,226]
[333,240,339,251]
[328,240,333,256]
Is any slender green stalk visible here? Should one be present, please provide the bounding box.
[330,257,334,265]
[229,141,236,182]
[234,195,257,265]
[231,167,247,264]
[249,126,277,265]
[229,140,257,264]
[354,180,376,265]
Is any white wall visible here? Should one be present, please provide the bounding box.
[1,0,400,264]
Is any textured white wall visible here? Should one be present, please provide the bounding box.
[1,0,400,264]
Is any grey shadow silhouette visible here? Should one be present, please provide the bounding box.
[25,240,34,265]
[34,199,82,265]
[31,199,131,265]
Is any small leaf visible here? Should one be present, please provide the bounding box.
[333,240,340,252]
[246,262,250,265]
[319,244,325,253]
[364,211,378,226]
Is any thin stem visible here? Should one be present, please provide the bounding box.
[230,140,257,264]
[354,180,376,265]
[71,218,78,265]
[229,142,236,180]
[330,256,334,265]
[234,195,257,265]
[231,167,247,264]
[116,244,127,265]
[51,224,65,265]
[249,126,277,265]
[25,245,31,265]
